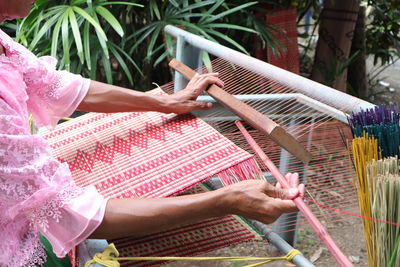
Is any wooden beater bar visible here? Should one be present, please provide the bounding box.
[169,59,312,163]
[235,120,353,267]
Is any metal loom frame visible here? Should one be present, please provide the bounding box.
[164,24,376,266]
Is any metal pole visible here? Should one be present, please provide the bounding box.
[174,35,202,92]
[250,220,315,267]
[194,94,348,124]
[273,118,300,244]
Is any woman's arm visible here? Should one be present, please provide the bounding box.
[78,73,224,114]
[90,174,304,239]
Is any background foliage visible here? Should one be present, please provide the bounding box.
[1,0,398,95]
[4,0,284,90]
[365,0,400,65]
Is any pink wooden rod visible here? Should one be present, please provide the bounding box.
[235,121,353,267]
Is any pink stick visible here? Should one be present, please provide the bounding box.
[235,121,353,267]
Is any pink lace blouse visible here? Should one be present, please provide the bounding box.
[0,29,108,266]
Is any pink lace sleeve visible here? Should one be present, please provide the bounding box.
[26,67,91,128]
[0,63,107,266]
[0,29,90,128]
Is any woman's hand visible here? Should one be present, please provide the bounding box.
[219,173,305,224]
[92,172,304,239]
[167,73,224,114]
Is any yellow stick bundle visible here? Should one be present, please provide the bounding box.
[351,135,379,266]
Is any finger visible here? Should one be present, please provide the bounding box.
[187,72,204,84]
[189,101,213,110]
[263,182,299,200]
[284,172,291,187]
[197,76,224,88]
[196,72,219,78]
[288,172,299,188]
[192,73,219,84]
[191,72,200,81]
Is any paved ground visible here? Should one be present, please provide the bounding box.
[367,57,400,105]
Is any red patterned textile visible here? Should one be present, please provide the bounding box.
[40,89,256,198]
[113,216,262,267]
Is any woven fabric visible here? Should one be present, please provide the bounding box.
[40,89,254,199]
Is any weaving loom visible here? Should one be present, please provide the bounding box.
[37,25,378,266]
[164,25,377,265]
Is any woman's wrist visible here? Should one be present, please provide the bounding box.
[211,186,237,216]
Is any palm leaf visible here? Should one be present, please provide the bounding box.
[69,8,84,63]
[72,6,107,40]
[109,44,133,85]
[28,13,61,49]
[51,13,63,58]
[201,2,257,23]
[205,28,249,54]
[95,6,124,37]
[83,20,92,70]
[108,42,143,76]
[61,11,71,70]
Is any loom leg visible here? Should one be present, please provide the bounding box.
[272,116,315,245]
[272,118,299,245]
[174,36,202,92]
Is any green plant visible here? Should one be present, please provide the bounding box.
[127,1,259,65]
[14,0,143,85]
[124,0,277,89]
[4,0,285,89]
[297,227,316,255]
[364,0,400,65]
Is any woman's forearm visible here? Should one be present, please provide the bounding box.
[78,81,172,113]
[90,189,227,239]
[89,178,302,240]
[78,73,224,114]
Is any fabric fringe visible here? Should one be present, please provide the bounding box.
[217,157,264,186]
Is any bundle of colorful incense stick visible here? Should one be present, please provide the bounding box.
[348,105,400,157]
[349,105,400,266]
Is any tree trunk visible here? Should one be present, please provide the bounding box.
[348,6,368,99]
[311,0,360,92]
